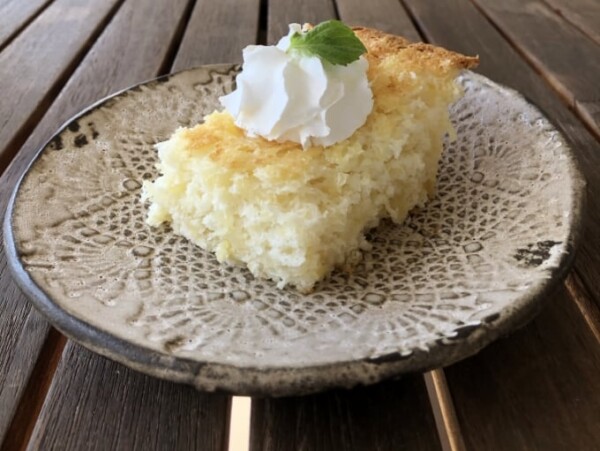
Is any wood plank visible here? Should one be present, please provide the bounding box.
[0,0,193,189]
[250,376,442,451]
[0,288,51,444]
[337,0,421,42]
[172,0,261,70]
[0,0,52,50]
[471,0,600,138]
[0,0,122,175]
[444,285,600,450]
[27,343,230,451]
[0,0,197,446]
[543,0,600,46]
[0,330,66,451]
[402,0,600,319]
[267,0,337,44]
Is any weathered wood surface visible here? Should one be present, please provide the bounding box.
[267,0,336,44]
[27,343,230,451]
[0,0,51,50]
[472,0,600,139]
[445,285,600,450]
[0,331,65,451]
[0,289,52,446]
[0,0,129,441]
[172,0,261,69]
[336,0,421,41]
[544,0,600,46]
[0,0,122,174]
[251,376,442,451]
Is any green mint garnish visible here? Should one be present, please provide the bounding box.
[288,20,367,66]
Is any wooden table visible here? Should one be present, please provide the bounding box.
[1,0,599,449]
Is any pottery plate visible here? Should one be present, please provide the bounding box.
[4,66,584,396]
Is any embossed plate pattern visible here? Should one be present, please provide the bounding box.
[4,65,583,395]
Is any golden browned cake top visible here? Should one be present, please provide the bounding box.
[353,26,479,73]
[177,26,478,173]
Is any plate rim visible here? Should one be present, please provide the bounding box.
[3,65,586,396]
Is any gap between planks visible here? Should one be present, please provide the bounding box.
[0,328,67,451]
[424,370,466,451]
[467,0,600,142]
[256,0,268,45]
[397,0,428,41]
[228,397,251,451]
[159,0,198,76]
[0,0,54,54]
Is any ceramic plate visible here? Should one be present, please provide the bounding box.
[4,65,584,396]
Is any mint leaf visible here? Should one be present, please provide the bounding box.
[288,20,367,66]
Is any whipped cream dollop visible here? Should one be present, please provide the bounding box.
[219,24,373,148]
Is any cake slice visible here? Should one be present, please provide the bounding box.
[143,27,478,292]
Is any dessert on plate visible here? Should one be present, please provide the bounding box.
[142,22,478,292]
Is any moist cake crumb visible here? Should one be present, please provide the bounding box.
[142,27,478,292]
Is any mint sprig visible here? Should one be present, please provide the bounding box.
[288,20,367,66]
